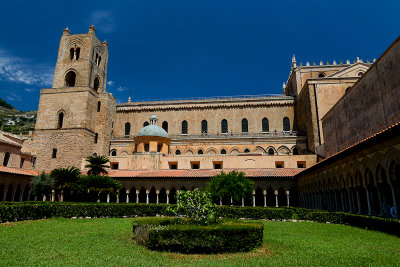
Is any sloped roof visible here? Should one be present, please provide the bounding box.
[108,168,303,178]
[0,166,38,176]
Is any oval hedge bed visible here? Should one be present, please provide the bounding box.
[132,217,264,254]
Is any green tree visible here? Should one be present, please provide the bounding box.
[77,175,123,201]
[50,166,81,190]
[169,188,216,225]
[30,171,53,198]
[85,155,110,175]
[205,170,254,204]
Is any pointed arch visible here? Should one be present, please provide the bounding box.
[206,147,217,155]
[277,146,290,155]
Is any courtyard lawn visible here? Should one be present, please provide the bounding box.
[0,218,399,266]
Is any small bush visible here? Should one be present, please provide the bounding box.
[215,206,294,220]
[132,217,264,254]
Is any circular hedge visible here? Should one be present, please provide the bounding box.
[132,217,264,254]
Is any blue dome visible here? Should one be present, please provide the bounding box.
[137,125,169,138]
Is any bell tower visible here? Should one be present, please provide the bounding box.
[30,26,116,170]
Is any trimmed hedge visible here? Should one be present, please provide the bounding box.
[215,206,294,220]
[305,211,400,236]
[132,217,264,253]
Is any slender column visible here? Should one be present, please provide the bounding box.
[220,197,222,206]
[347,189,352,213]
[18,191,23,202]
[252,191,256,207]
[230,197,233,206]
[356,189,361,214]
[365,187,372,215]
[391,185,399,217]
[146,190,149,204]
[286,190,290,207]
[97,192,100,203]
[27,190,31,201]
[166,190,170,204]
[136,190,139,203]
[60,190,64,202]
[263,190,267,207]
[51,190,55,202]
[107,194,110,203]
[340,190,345,212]
[2,185,8,201]
[156,190,160,204]
[241,197,244,207]
[11,189,16,202]
[377,187,384,216]
[116,190,120,203]
[126,190,130,203]
[43,194,46,201]
[274,190,279,207]
[333,191,338,211]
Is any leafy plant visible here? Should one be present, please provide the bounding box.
[205,170,254,204]
[50,166,81,190]
[77,175,123,195]
[85,155,110,175]
[30,171,53,198]
[169,189,216,225]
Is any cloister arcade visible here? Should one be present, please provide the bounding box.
[298,148,400,218]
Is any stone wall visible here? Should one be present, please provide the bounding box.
[323,36,400,157]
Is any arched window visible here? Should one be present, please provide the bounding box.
[93,77,100,91]
[125,122,131,136]
[175,149,181,155]
[162,121,168,133]
[198,149,203,155]
[182,120,188,135]
[143,121,149,127]
[97,101,101,112]
[221,149,226,154]
[98,56,102,66]
[221,119,228,134]
[94,133,98,143]
[268,148,274,155]
[2,152,10,166]
[111,150,117,156]
[293,147,299,155]
[242,118,248,133]
[318,72,326,78]
[65,71,76,87]
[58,112,64,129]
[262,118,269,132]
[283,117,290,131]
[70,48,74,60]
[201,120,208,134]
[75,48,80,60]
[244,148,250,153]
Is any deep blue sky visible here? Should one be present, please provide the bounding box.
[0,0,399,111]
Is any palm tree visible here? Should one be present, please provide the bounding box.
[50,166,81,190]
[85,155,110,176]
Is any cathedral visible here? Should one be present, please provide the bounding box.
[1,26,399,216]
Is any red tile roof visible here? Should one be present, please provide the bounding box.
[109,168,303,178]
[0,166,38,176]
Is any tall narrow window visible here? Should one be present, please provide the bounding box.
[111,150,117,156]
[52,149,57,159]
[75,48,80,60]
[70,48,74,60]
[97,101,101,112]
[268,148,274,155]
[182,120,188,135]
[283,117,290,131]
[262,118,269,132]
[143,121,149,127]
[162,121,168,133]
[293,147,299,155]
[94,133,98,143]
[242,118,248,133]
[221,119,228,133]
[65,71,76,87]
[145,143,149,152]
[2,152,10,166]
[93,77,100,91]
[98,56,102,66]
[58,112,64,129]
[201,120,208,134]
[125,122,131,136]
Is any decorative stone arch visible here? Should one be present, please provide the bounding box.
[388,160,400,185]
[64,68,78,87]
[65,38,84,60]
[375,164,389,184]
[206,147,217,155]
[277,146,290,155]
[219,147,228,155]
[229,147,241,155]
[93,76,101,92]
[184,148,194,155]
[120,150,128,156]
[255,146,266,154]
[381,148,400,172]
[291,145,300,155]
[197,148,205,155]
[266,146,277,155]
[110,149,117,157]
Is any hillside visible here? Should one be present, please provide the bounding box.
[0,98,36,133]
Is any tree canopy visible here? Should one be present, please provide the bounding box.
[85,155,110,175]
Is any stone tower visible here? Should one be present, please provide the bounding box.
[30,26,116,170]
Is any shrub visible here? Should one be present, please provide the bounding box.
[215,206,295,220]
[132,217,264,253]
[169,189,216,225]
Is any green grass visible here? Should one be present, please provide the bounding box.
[0,218,399,266]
